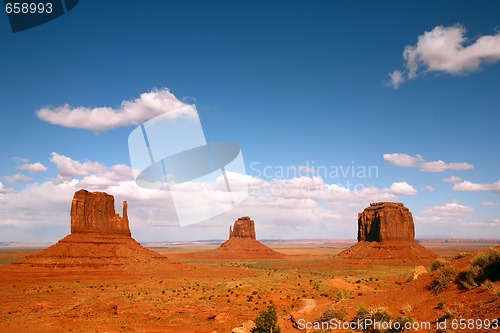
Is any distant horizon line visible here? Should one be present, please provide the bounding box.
[1,237,499,248]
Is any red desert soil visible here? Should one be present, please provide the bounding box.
[1,194,497,332]
[337,241,438,265]
[176,216,285,260]
[178,237,286,260]
[328,247,500,333]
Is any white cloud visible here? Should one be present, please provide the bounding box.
[47,152,134,190]
[16,162,48,173]
[388,70,405,89]
[0,152,493,241]
[453,180,500,193]
[50,152,107,177]
[383,153,422,167]
[481,202,500,207]
[422,185,435,191]
[36,88,196,132]
[385,181,418,195]
[442,176,462,183]
[0,181,14,194]
[383,153,474,173]
[1,173,33,184]
[419,160,474,173]
[389,25,500,88]
[423,201,473,217]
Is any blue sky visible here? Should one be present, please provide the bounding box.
[0,1,499,242]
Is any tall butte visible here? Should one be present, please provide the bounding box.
[17,190,172,272]
[70,190,131,235]
[338,202,437,264]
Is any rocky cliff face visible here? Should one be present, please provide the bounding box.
[70,189,130,236]
[229,216,256,239]
[357,202,414,242]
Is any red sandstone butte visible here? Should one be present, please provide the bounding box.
[177,216,285,260]
[71,189,130,236]
[216,216,284,259]
[338,202,437,264]
[357,202,414,242]
[14,189,174,272]
[229,216,256,239]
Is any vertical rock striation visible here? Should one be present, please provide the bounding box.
[70,189,130,236]
[229,216,256,239]
[357,202,414,242]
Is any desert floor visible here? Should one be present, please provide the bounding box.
[0,240,498,333]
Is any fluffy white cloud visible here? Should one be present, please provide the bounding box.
[422,185,435,191]
[0,181,14,194]
[423,201,473,216]
[453,180,500,193]
[419,160,474,173]
[1,173,32,184]
[1,151,492,241]
[385,181,418,195]
[50,152,107,177]
[36,88,196,132]
[248,176,416,203]
[383,153,422,167]
[383,153,474,173]
[389,25,500,88]
[16,162,48,173]
[46,152,135,191]
[442,176,462,183]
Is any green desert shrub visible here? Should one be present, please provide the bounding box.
[457,248,500,289]
[429,266,457,294]
[353,305,414,332]
[315,308,346,322]
[393,316,414,332]
[452,252,471,260]
[354,306,392,333]
[470,248,500,282]
[332,288,351,300]
[430,258,447,271]
[252,305,281,333]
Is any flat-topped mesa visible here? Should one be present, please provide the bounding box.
[70,189,131,236]
[357,202,414,242]
[229,216,256,239]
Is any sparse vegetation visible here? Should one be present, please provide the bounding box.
[353,305,413,332]
[429,266,457,294]
[252,305,281,333]
[315,308,346,322]
[393,316,414,332]
[430,258,447,271]
[452,252,471,260]
[354,306,391,333]
[332,288,351,300]
[457,248,500,289]
[437,309,454,322]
